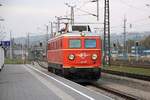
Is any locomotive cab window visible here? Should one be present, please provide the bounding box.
[85,39,96,48]
[69,39,81,48]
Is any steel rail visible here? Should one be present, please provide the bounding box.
[90,83,142,100]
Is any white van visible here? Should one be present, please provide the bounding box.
[0,46,4,71]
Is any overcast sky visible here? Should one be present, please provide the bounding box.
[0,0,150,38]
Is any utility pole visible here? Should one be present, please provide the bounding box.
[57,17,60,32]
[65,3,75,25]
[0,3,5,40]
[103,0,110,66]
[71,6,74,25]
[46,25,49,42]
[0,4,4,22]
[21,43,23,62]
[45,25,49,59]
[50,22,53,34]
[91,0,99,21]
[123,16,127,60]
[27,33,30,62]
[55,16,60,32]
[90,0,99,21]
[10,31,12,59]
[97,0,99,21]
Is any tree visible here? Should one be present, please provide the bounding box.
[126,40,135,53]
[141,35,150,49]
[116,40,123,53]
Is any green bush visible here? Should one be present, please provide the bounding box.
[4,58,31,64]
[103,66,150,76]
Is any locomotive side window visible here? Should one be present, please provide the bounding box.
[69,39,81,48]
[85,39,96,48]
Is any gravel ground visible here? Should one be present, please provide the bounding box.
[100,73,150,92]
[96,73,150,100]
[86,85,126,100]
[37,61,48,68]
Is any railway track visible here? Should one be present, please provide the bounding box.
[35,61,47,69]
[102,69,150,82]
[88,83,142,100]
[36,61,148,100]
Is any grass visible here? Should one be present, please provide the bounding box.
[5,58,31,64]
[102,66,150,76]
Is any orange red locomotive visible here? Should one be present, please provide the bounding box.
[47,25,102,81]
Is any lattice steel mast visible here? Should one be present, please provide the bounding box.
[103,0,110,66]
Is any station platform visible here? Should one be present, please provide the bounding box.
[0,64,113,100]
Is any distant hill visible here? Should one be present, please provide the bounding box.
[13,34,47,46]
[13,31,150,45]
[110,31,150,44]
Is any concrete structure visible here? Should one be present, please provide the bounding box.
[0,64,113,100]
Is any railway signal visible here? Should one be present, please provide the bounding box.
[135,41,139,46]
[39,42,43,47]
[113,43,116,48]
[135,41,139,61]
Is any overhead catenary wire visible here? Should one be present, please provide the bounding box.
[118,0,150,12]
[110,17,150,29]
[78,1,91,8]
[75,0,93,12]
[64,0,98,20]
[76,8,97,17]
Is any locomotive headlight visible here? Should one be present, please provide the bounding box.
[68,54,75,60]
[92,54,98,60]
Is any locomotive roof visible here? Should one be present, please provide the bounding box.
[63,31,100,36]
[48,31,100,42]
